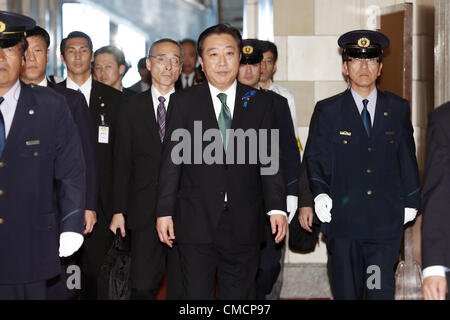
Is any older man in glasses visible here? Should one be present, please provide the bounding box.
[111,38,183,299]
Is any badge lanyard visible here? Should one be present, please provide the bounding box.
[98,114,109,144]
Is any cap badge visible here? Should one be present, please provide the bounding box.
[0,22,5,33]
[243,45,253,55]
[357,37,370,48]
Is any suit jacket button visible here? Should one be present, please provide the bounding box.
[0,218,3,224]
[366,169,372,174]
[343,140,348,144]
[0,162,4,168]
[368,147,373,152]
[390,140,394,144]
[367,190,373,195]
[33,152,39,157]
[0,189,4,196]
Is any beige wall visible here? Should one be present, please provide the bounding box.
[270,0,434,265]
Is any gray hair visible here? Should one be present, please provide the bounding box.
[148,38,184,62]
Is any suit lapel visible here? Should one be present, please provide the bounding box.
[341,89,367,137]
[200,82,219,131]
[3,83,37,156]
[371,90,389,138]
[141,90,161,143]
[230,82,246,131]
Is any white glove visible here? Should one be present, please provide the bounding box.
[59,232,84,257]
[287,195,298,224]
[404,207,418,225]
[314,193,332,223]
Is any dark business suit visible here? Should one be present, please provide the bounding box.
[45,81,98,299]
[422,102,450,298]
[113,90,182,299]
[156,81,286,299]
[58,78,122,299]
[0,82,85,299]
[256,90,300,299]
[306,89,420,299]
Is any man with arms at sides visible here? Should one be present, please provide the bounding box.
[93,45,135,97]
[422,101,450,300]
[110,38,183,300]
[0,11,85,299]
[175,38,197,90]
[59,31,123,299]
[127,57,151,93]
[156,24,287,299]
[306,30,420,299]
[20,25,98,299]
[237,39,300,300]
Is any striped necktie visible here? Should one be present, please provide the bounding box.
[217,93,232,151]
[157,96,167,142]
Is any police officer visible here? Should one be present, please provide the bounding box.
[0,11,85,299]
[237,39,300,299]
[305,30,420,299]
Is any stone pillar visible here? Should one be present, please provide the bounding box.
[434,0,450,107]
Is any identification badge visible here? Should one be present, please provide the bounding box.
[98,126,109,144]
[98,114,109,144]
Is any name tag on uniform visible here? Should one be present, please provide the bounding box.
[385,131,396,135]
[98,126,109,144]
[26,140,40,146]
[339,131,352,136]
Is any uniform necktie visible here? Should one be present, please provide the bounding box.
[0,97,5,156]
[361,99,371,137]
[157,96,166,142]
[217,93,232,150]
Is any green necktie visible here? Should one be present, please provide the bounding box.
[217,93,232,150]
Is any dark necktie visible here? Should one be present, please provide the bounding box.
[217,93,232,150]
[0,97,5,156]
[157,96,167,142]
[361,99,371,137]
[184,75,190,88]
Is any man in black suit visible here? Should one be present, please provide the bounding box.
[20,26,98,299]
[0,11,85,299]
[59,31,123,299]
[175,39,197,90]
[156,24,287,299]
[111,38,183,300]
[306,30,421,299]
[422,102,450,300]
[237,39,300,299]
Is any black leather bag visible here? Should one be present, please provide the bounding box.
[288,209,320,252]
[97,232,131,300]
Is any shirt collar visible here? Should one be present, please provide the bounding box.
[151,85,175,103]
[38,77,48,87]
[66,75,92,91]
[3,79,21,102]
[208,80,237,103]
[350,87,377,105]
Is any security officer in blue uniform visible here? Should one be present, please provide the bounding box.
[0,11,86,299]
[305,30,420,299]
[237,39,301,299]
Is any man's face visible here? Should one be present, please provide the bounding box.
[61,37,93,76]
[93,53,124,89]
[146,41,182,90]
[0,42,24,92]
[342,57,382,91]
[181,42,197,75]
[260,51,276,82]
[238,63,261,88]
[21,35,49,84]
[199,33,241,91]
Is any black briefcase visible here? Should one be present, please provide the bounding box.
[97,231,131,300]
[288,209,320,252]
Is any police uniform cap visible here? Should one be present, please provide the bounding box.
[0,11,35,48]
[240,39,263,65]
[338,29,389,59]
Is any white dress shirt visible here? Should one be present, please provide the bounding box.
[0,79,21,138]
[151,85,175,119]
[351,87,377,126]
[208,80,286,218]
[66,75,92,107]
[38,77,48,87]
[181,71,195,89]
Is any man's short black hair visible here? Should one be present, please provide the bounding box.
[60,31,93,57]
[259,40,278,63]
[94,45,130,77]
[137,57,147,69]
[180,38,196,47]
[197,24,242,59]
[26,26,50,49]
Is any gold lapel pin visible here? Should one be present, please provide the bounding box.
[384,112,389,116]
[29,109,35,115]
